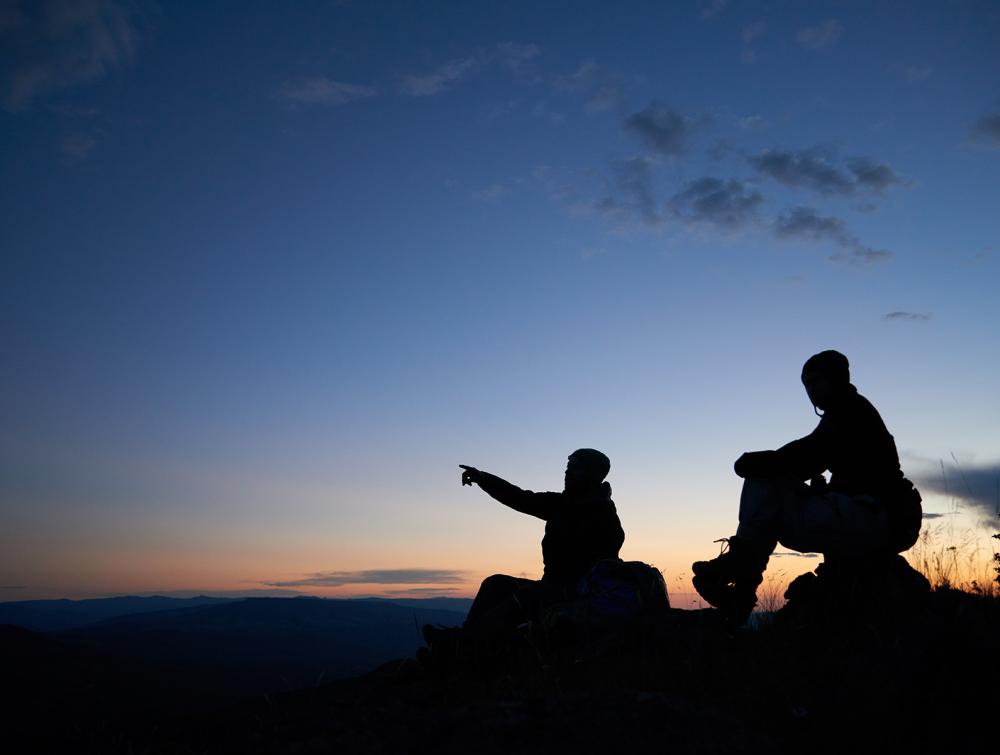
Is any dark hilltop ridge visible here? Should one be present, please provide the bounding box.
[5,574,999,754]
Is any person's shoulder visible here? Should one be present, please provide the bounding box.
[850,388,882,414]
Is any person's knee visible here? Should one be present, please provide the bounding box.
[479,574,514,592]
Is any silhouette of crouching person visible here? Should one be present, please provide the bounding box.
[460,449,625,638]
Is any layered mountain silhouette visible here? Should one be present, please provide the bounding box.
[0,595,232,631]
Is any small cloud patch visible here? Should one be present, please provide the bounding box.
[971,114,1000,150]
[738,114,768,131]
[883,311,931,322]
[61,131,99,161]
[276,77,377,107]
[399,57,479,97]
[797,19,843,51]
[624,103,703,156]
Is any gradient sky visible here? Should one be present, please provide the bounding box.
[2,0,999,602]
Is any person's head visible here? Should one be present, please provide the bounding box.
[564,448,611,494]
[801,350,851,411]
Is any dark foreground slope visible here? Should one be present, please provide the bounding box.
[15,587,994,755]
[4,597,468,751]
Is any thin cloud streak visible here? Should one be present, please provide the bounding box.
[398,57,479,96]
[275,76,377,107]
[266,569,469,588]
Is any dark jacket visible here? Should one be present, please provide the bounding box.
[736,384,922,549]
[477,473,625,586]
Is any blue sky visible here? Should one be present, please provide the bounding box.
[1,0,998,600]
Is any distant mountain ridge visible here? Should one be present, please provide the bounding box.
[1,596,468,705]
[0,594,473,632]
[0,595,233,631]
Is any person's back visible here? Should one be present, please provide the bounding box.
[768,383,903,498]
[540,480,623,585]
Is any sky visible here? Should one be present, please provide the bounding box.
[1,0,999,603]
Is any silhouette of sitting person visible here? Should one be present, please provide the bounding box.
[458,448,625,638]
[692,350,922,626]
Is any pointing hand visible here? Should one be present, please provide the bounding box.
[459,465,483,487]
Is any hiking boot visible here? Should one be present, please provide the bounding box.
[692,537,766,627]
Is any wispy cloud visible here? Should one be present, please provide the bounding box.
[913,459,1000,527]
[882,311,931,322]
[741,21,766,63]
[624,103,703,156]
[586,83,624,114]
[847,157,903,193]
[698,0,728,21]
[399,57,480,97]
[774,206,893,265]
[589,157,661,226]
[1,0,144,112]
[971,113,1000,150]
[495,41,541,71]
[551,59,626,115]
[266,569,468,588]
[749,148,903,196]
[796,19,843,51]
[551,59,600,93]
[275,76,377,108]
[742,21,766,45]
[738,114,769,131]
[668,177,763,231]
[471,182,511,202]
[889,62,933,84]
[60,131,99,161]
[397,42,540,98]
[530,100,565,126]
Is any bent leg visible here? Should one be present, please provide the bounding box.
[465,574,535,632]
[735,477,808,558]
[777,492,891,557]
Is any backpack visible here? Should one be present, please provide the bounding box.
[888,478,923,553]
[542,558,670,636]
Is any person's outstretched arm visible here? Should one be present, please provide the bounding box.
[460,465,560,520]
